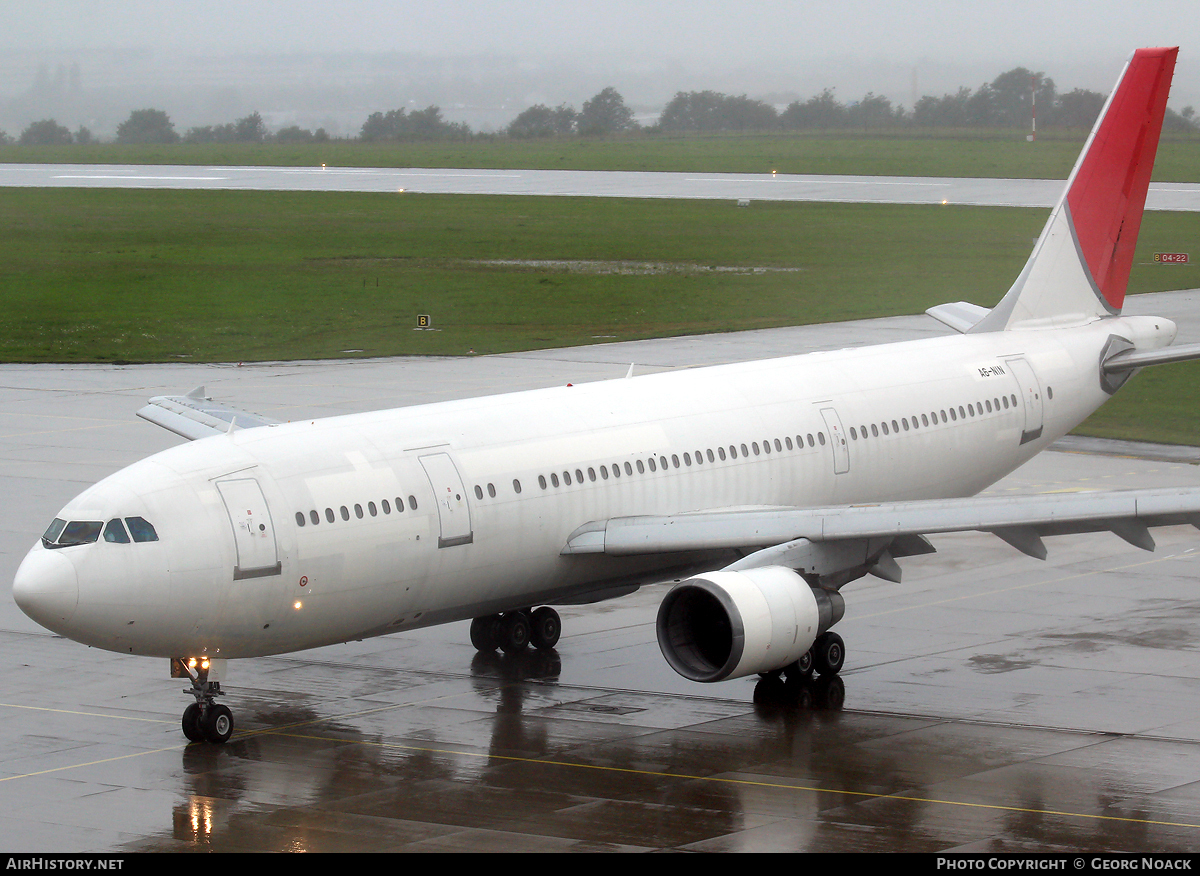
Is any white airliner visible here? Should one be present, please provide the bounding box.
[14,47,1200,745]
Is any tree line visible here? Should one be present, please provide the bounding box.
[4,66,1197,146]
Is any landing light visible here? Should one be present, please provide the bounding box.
[293,600,303,611]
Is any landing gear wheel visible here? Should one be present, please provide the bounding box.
[529,607,561,650]
[785,648,815,681]
[812,632,845,677]
[202,704,234,744]
[470,614,502,652]
[182,703,204,742]
[499,611,531,654]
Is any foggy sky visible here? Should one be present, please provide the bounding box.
[3,1,1198,134]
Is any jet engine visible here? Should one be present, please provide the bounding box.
[656,566,844,682]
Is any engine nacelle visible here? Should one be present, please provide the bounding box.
[656,566,844,682]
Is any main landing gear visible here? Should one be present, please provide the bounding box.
[761,631,846,682]
[470,606,561,654]
[175,657,235,744]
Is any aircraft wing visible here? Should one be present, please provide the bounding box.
[136,386,279,441]
[562,487,1200,579]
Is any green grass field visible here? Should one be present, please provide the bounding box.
[1,186,1197,443]
[3,129,1199,181]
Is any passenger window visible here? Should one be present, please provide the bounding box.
[587,468,596,482]
[575,469,584,483]
[125,517,158,543]
[539,475,547,489]
[850,427,858,440]
[671,454,679,468]
[818,433,826,445]
[784,438,793,450]
[395,497,404,512]
[636,460,644,473]
[563,471,572,485]
[340,506,350,521]
[625,462,633,475]
[717,447,726,461]
[600,466,609,479]
[752,443,760,456]
[105,518,131,543]
[326,508,335,523]
[683,453,692,466]
[648,458,657,472]
[310,510,320,525]
[295,512,306,528]
[475,485,484,500]
[488,483,496,498]
[369,502,377,516]
[382,499,391,514]
[513,479,522,493]
[408,496,417,510]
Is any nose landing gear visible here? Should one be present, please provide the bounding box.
[174,657,235,744]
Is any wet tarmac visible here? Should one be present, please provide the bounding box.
[3,297,1200,852]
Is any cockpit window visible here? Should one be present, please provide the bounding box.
[43,519,103,549]
[42,516,156,549]
[104,519,131,544]
[125,517,159,543]
[42,518,66,547]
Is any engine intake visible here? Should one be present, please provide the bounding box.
[656,566,843,682]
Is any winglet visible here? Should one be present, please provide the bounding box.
[972,48,1177,332]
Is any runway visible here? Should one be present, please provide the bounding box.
[3,291,1200,852]
[3,162,1200,210]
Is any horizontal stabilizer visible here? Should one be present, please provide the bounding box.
[1103,341,1200,372]
[926,301,991,333]
[137,387,279,441]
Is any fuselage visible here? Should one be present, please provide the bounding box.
[12,313,1175,660]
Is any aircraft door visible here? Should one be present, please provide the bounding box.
[1005,357,1044,445]
[215,477,282,579]
[419,452,474,548]
[819,407,850,474]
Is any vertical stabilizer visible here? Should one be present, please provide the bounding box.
[972,47,1177,332]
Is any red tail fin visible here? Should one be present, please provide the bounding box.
[972,48,1177,332]
[1067,47,1177,311]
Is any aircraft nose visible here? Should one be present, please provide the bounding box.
[13,547,79,632]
